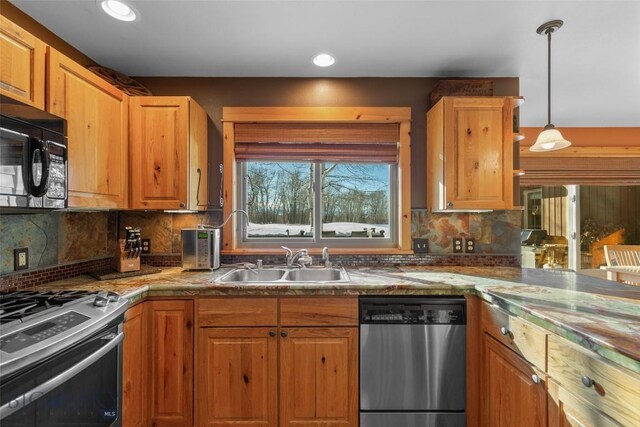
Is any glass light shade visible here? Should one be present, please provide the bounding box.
[100,0,137,21]
[312,53,336,67]
[529,127,571,152]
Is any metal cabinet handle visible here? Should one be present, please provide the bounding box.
[179,202,186,208]
[500,326,509,336]
[582,376,595,388]
[269,330,276,337]
[281,331,288,338]
[531,374,540,384]
[447,202,454,208]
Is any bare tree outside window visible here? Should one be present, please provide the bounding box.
[244,161,391,240]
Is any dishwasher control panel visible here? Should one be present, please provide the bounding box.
[360,297,466,324]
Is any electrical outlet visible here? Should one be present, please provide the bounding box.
[413,238,429,253]
[141,239,151,254]
[14,248,29,271]
[452,238,464,253]
[465,238,476,253]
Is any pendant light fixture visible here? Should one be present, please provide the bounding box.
[530,19,571,152]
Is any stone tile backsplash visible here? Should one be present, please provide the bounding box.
[411,209,520,254]
[1,208,521,283]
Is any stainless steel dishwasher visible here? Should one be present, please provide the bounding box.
[360,297,466,427]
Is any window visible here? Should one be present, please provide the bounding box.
[519,184,640,273]
[238,161,395,247]
[221,107,412,253]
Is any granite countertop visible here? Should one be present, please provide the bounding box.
[41,265,640,374]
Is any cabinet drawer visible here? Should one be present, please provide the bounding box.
[198,297,277,326]
[548,379,622,427]
[279,297,358,326]
[481,302,546,370]
[547,335,640,427]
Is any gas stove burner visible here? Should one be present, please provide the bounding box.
[0,290,96,326]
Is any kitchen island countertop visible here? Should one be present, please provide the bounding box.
[39,265,640,373]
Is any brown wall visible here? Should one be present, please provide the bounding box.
[134,77,519,208]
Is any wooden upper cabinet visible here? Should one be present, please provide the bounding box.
[148,300,194,427]
[129,96,208,210]
[280,327,358,427]
[0,16,45,109]
[427,96,519,211]
[47,47,129,208]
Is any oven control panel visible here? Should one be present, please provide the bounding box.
[0,311,90,353]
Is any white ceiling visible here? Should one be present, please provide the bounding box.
[10,0,640,127]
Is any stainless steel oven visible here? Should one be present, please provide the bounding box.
[0,95,67,209]
[0,291,128,427]
[360,297,467,427]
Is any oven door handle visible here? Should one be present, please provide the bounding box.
[0,332,123,420]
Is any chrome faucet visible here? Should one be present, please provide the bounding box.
[282,246,293,266]
[322,247,332,268]
[282,246,313,268]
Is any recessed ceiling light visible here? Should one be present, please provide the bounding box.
[312,53,336,67]
[100,0,137,22]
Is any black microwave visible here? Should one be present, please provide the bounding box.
[0,95,67,209]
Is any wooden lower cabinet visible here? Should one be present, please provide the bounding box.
[280,327,358,427]
[123,303,148,427]
[197,327,278,427]
[482,334,546,427]
[547,379,622,427]
[195,297,358,427]
[148,300,194,427]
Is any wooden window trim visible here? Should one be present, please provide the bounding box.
[221,106,412,254]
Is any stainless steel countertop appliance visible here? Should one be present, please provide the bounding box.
[182,227,220,270]
[0,290,128,426]
[0,95,68,209]
[360,297,467,427]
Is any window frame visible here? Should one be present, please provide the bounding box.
[221,107,412,254]
[236,160,398,249]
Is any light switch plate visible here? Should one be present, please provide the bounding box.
[453,238,464,253]
[413,239,429,253]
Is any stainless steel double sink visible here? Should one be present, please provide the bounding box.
[214,266,350,283]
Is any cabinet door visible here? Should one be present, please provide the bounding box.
[548,380,622,427]
[149,300,194,427]
[0,16,45,109]
[482,334,546,427]
[129,97,189,209]
[122,303,148,427]
[280,327,358,427]
[197,328,278,427]
[444,97,513,209]
[47,47,128,208]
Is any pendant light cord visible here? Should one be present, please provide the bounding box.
[547,30,552,126]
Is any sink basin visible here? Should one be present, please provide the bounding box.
[216,269,287,282]
[284,268,345,282]
[214,267,349,283]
